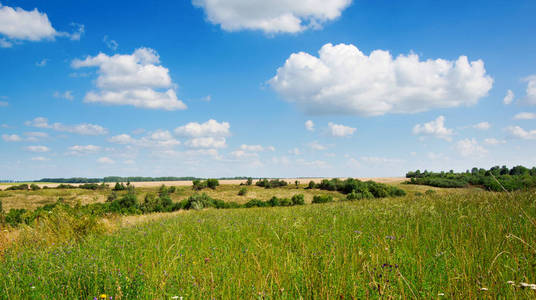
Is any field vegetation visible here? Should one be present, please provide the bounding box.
[0,176,535,298]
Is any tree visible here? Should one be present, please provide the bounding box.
[308,181,316,189]
[206,179,219,189]
[246,178,253,186]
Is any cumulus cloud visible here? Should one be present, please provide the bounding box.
[68,145,101,155]
[305,120,315,131]
[503,89,514,105]
[230,149,258,159]
[309,141,327,150]
[2,134,22,142]
[26,145,50,153]
[108,130,180,148]
[523,76,536,105]
[25,117,108,135]
[270,43,493,116]
[514,112,536,120]
[31,156,49,161]
[484,138,506,145]
[175,119,230,137]
[506,126,536,140]
[0,4,83,45]
[472,121,491,130]
[185,137,226,149]
[72,48,186,111]
[240,144,264,152]
[97,157,115,164]
[53,91,74,100]
[328,122,355,137]
[413,116,453,141]
[192,0,352,34]
[455,138,487,157]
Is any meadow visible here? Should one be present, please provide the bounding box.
[0,180,535,298]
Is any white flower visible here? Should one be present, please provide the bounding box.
[480,287,488,291]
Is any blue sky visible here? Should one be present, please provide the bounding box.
[1,0,536,180]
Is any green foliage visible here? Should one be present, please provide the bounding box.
[246,177,253,186]
[56,184,77,189]
[106,191,118,203]
[30,184,41,191]
[238,187,247,196]
[206,179,219,189]
[78,183,107,190]
[113,182,126,191]
[193,179,219,190]
[315,178,405,199]
[307,181,316,189]
[312,195,333,204]
[255,178,288,189]
[291,194,305,205]
[6,184,28,191]
[406,165,536,191]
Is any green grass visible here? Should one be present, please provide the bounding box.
[1,189,535,298]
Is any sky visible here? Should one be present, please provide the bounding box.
[1,0,536,180]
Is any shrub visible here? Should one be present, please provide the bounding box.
[206,179,220,190]
[307,181,316,189]
[168,186,176,193]
[244,199,267,208]
[106,191,118,202]
[30,184,41,191]
[56,184,77,189]
[183,193,218,210]
[256,179,288,189]
[312,195,333,204]
[291,194,305,205]
[6,184,28,191]
[113,182,126,191]
[192,179,207,191]
[247,178,253,186]
[238,187,247,196]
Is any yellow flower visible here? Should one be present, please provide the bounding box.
[100,294,107,299]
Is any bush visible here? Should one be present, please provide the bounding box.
[168,186,176,193]
[183,193,219,210]
[256,179,288,189]
[244,199,267,208]
[291,194,305,205]
[307,181,316,189]
[106,191,118,203]
[206,179,219,190]
[238,187,247,196]
[6,184,28,191]
[56,184,77,189]
[247,178,253,186]
[312,195,333,204]
[30,184,41,191]
[113,182,126,191]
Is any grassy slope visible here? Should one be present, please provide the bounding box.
[1,189,535,298]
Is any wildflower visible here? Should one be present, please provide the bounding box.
[204,257,210,263]
[171,297,179,299]
[480,288,488,291]
[506,281,515,285]
[30,286,35,289]
[520,282,530,288]
[530,284,536,290]
[100,294,107,299]
[438,293,444,296]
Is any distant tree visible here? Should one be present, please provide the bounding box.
[206,179,219,189]
[308,181,316,189]
[246,177,253,186]
[295,180,299,188]
[30,184,40,191]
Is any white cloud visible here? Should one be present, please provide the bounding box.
[0,4,83,45]
[484,138,506,145]
[103,35,118,51]
[26,145,50,153]
[413,116,453,141]
[175,119,230,137]
[68,145,101,155]
[328,122,356,137]
[270,43,493,116]
[514,112,536,120]
[240,144,264,152]
[360,156,404,164]
[185,137,226,148]
[0,4,57,41]
[35,59,48,67]
[455,138,487,157]
[289,148,301,155]
[25,117,108,135]
[192,0,352,34]
[108,130,180,148]
[24,131,48,142]
[473,121,491,130]
[305,120,315,131]
[230,150,258,159]
[97,157,115,164]
[72,48,186,111]
[506,126,536,140]
[524,76,536,105]
[2,134,22,142]
[31,156,49,161]
[309,141,327,150]
[53,91,74,101]
[503,89,514,105]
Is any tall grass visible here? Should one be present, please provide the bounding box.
[0,190,535,298]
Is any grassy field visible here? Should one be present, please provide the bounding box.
[0,184,535,298]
